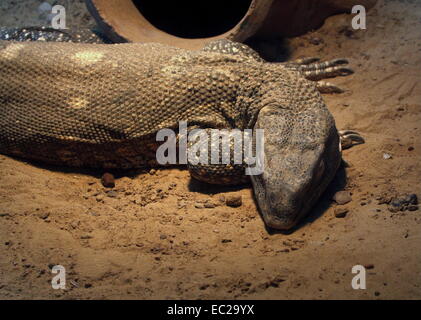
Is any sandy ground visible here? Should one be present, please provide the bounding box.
[0,0,420,299]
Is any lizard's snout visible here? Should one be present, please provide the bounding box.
[264,212,298,230]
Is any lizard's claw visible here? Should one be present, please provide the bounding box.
[315,81,344,94]
[339,130,365,150]
[296,58,349,71]
[285,57,354,92]
[303,65,354,81]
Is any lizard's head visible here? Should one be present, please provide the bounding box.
[250,105,341,230]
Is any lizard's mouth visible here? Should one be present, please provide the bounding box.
[250,129,341,231]
[251,170,316,231]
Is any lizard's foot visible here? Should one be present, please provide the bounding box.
[339,130,365,150]
[287,57,354,83]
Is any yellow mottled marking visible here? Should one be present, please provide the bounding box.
[67,97,89,109]
[72,50,104,65]
[0,43,25,60]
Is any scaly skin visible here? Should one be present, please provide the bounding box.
[0,38,354,230]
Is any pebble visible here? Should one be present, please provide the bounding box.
[106,190,118,198]
[333,191,352,205]
[334,208,349,218]
[388,193,418,212]
[38,212,50,220]
[204,202,216,209]
[309,37,323,45]
[194,202,204,209]
[364,264,374,270]
[226,195,242,207]
[383,153,392,160]
[101,173,115,188]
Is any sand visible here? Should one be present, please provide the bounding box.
[0,0,420,299]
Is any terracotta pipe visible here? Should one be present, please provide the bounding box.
[85,0,377,49]
[85,0,274,50]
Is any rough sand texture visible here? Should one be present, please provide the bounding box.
[0,0,420,299]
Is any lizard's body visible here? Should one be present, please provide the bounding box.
[0,38,357,230]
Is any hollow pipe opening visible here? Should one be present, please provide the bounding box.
[133,0,253,39]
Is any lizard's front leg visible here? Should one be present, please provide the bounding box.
[185,128,250,185]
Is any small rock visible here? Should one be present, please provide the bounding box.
[160,234,167,240]
[106,190,118,198]
[406,194,418,205]
[38,212,50,220]
[376,194,392,205]
[101,173,115,188]
[383,153,392,160]
[149,169,156,175]
[70,221,79,229]
[80,234,93,239]
[226,195,242,207]
[333,191,352,205]
[309,37,323,45]
[194,202,204,209]
[204,202,216,209]
[221,239,232,243]
[177,201,186,209]
[339,26,357,39]
[388,194,418,212]
[364,264,374,270]
[95,195,104,202]
[408,146,414,151]
[334,208,348,218]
